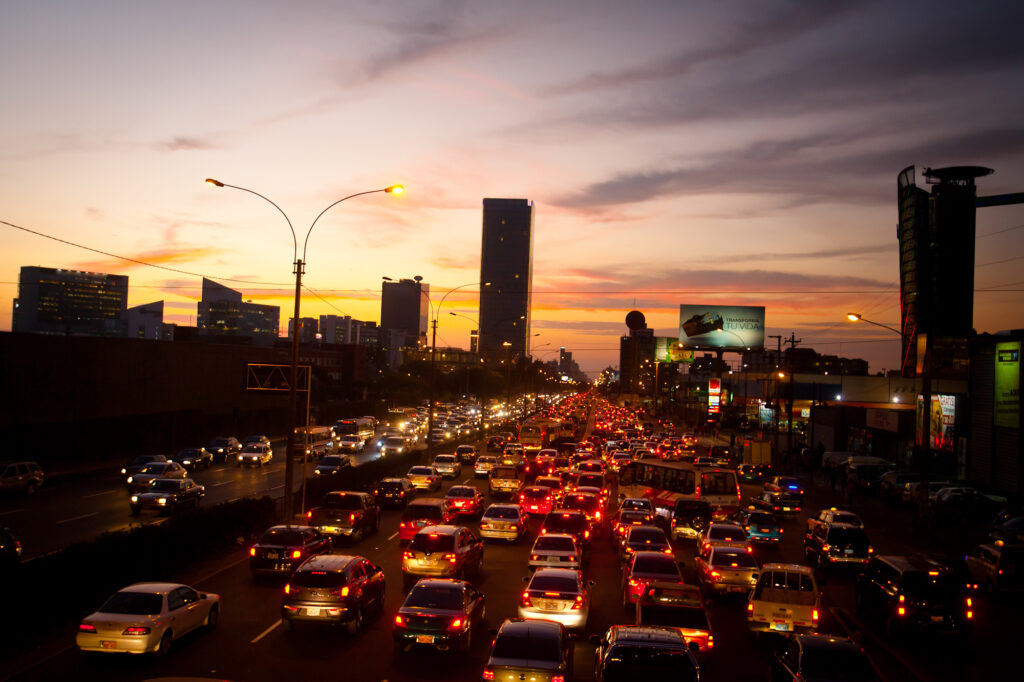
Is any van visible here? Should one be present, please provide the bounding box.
[747,563,820,635]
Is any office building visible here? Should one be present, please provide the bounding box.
[126,301,174,340]
[288,317,318,343]
[197,278,279,343]
[380,278,428,349]
[320,315,362,345]
[479,198,533,360]
[12,266,128,337]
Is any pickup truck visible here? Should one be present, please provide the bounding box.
[306,491,380,542]
[489,465,522,499]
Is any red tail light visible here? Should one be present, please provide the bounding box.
[520,590,532,607]
[812,609,819,622]
[284,584,291,595]
[79,623,97,633]
[394,614,405,627]
[403,551,414,559]
[445,553,457,564]
[335,586,350,597]
[122,626,150,635]
[249,547,256,557]
[449,617,464,630]
[709,570,721,580]
[571,595,584,610]
[291,550,302,559]
[306,511,312,519]
[746,546,753,554]
[482,670,495,680]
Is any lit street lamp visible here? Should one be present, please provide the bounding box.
[846,312,901,335]
[207,178,403,523]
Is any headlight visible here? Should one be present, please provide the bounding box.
[182,460,192,465]
[121,468,127,475]
[130,495,139,503]
[127,476,134,484]
[315,470,322,475]
[238,455,243,460]
[157,498,167,505]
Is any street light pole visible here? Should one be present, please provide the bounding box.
[207,178,403,523]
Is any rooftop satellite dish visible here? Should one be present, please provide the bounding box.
[414,275,423,282]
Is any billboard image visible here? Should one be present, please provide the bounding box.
[654,337,695,363]
[995,341,1020,428]
[916,394,957,453]
[678,305,766,350]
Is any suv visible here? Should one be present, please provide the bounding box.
[542,510,593,545]
[965,543,1024,593]
[594,625,700,680]
[207,436,241,463]
[374,478,416,509]
[282,554,385,634]
[671,499,712,540]
[855,555,973,638]
[804,523,872,569]
[0,461,44,494]
[455,444,477,463]
[483,619,572,682]
[748,564,820,635]
[306,491,380,543]
[402,525,483,589]
[489,465,522,499]
[399,498,455,541]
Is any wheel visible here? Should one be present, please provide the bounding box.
[354,526,365,543]
[205,605,219,629]
[346,608,363,635]
[154,630,172,658]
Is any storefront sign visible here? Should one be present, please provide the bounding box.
[995,341,1020,428]
[866,408,899,433]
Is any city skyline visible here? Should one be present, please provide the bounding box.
[3,1,1023,374]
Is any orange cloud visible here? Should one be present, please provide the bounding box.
[73,246,225,274]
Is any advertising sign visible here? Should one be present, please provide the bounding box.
[654,337,695,363]
[678,305,765,350]
[917,394,957,453]
[708,378,721,414]
[995,341,1020,428]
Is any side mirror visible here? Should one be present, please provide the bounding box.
[200,593,208,600]
[588,580,596,587]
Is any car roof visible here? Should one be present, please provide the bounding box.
[498,618,563,638]
[416,525,463,535]
[296,555,358,571]
[410,578,469,590]
[120,582,187,594]
[876,555,952,573]
[761,562,815,575]
[533,533,576,543]
[609,625,688,646]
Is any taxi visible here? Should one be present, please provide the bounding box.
[733,507,784,544]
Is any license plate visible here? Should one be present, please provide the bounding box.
[760,528,771,533]
[306,608,321,616]
[101,640,116,649]
[782,507,792,512]
[931,615,944,623]
[416,635,434,644]
[267,552,279,559]
[729,586,746,592]
[844,549,854,555]
[772,622,792,631]
[324,527,339,534]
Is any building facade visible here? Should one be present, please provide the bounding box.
[126,301,175,340]
[12,266,128,337]
[380,278,428,349]
[479,198,533,360]
[320,315,362,345]
[196,278,279,344]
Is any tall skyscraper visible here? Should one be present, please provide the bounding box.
[12,266,128,336]
[380,277,428,349]
[197,278,279,343]
[479,198,533,360]
[319,315,362,345]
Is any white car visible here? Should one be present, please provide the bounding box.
[337,435,364,453]
[76,582,219,656]
[238,443,273,467]
[432,454,461,479]
[518,567,592,630]
[528,533,581,571]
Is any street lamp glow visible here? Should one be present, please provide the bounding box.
[847,313,861,322]
[205,178,224,187]
[385,185,404,194]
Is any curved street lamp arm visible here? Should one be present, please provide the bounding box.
[214,182,298,261]
[304,188,390,262]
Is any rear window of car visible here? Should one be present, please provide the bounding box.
[642,605,709,632]
[492,632,561,661]
[708,526,745,541]
[534,536,575,552]
[629,528,667,543]
[529,574,580,592]
[434,456,456,464]
[378,481,405,491]
[260,529,305,545]
[324,495,362,510]
[827,527,869,545]
[320,456,345,467]
[447,487,476,498]
[100,592,163,615]
[410,533,456,552]
[901,572,961,600]
[491,467,517,478]
[747,513,775,525]
[711,550,758,568]
[292,570,346,588]
[632,554,678,574]
[522,487,550,500]
[483,506,520,520]
[801,649,874,680]
[562,496,600,513]
[544,514,587,533]
[408,467,434,476]
[405,584,463,610]
[403,503,443,520]
[602,646,696,679]
[578,474,604,487]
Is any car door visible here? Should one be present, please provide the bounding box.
[177,587,206,634]
[165,588,189,636]
[348,562,368,607]
[362,561,385,604]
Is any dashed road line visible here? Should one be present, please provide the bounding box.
[56,511,99,524]
[83,489,118,499]
[0,508,25,516]
[209,481,231,487]
[251,619,281,643]
[387,531,399,540]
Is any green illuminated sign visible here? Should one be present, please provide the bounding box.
[995,341,1020,428]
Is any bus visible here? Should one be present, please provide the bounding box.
[385,408,418,432]
[294,426,335,461]
[519,423,550,453]
[618,460,741,521]
[332,418,375,445]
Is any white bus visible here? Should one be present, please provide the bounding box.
[618,460,742,521]
[332,418,375,445]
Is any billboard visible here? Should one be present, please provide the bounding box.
[708,378,721,414]
[995,341,1020,428]
[654,337,694,363]
[916,394,957,453]
[678,305,765,350]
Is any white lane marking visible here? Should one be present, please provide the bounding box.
[209,481,231,487]
[83,489,118,499]
[251,619,281,643]
[0,508,25,516]
[56,511,99,524]
[227,498,238,503]
[269,485,284,491]
[387,531,399,540]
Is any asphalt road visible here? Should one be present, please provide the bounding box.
[5,434,1017,682]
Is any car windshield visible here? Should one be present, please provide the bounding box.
[100,591,163,615]
[602,646,696,680]
[149,480,181,492]
[535,536,576,552]
[711,550,758,568]
[260,529,304,545]
[324,495,362,510]
[404,585,463,610]
[484,506,520,520]
[633,554,679,575]
[409,467,434,476]
[529,575,579,592]
[545,514,586,533]
[320,457,345,467]
[629,528,667,544]
[801,649,875,680]
[447,487,476,498]
[410,533,456,552]
[491,633,561,661]
[292,570,345,588]
[404,505,443,520]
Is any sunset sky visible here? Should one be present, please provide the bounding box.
[3,1,1023,375]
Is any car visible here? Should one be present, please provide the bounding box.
[620,497,656,515]
[130,478,205,515]
[483,619,572,682]
[806,507,863,533]
[964,543,1024,593]
[402,525,484,589]
[751,491,802,516]
[120,455,166,481]
[432,454,461,479]
[407,466,442,491]
[733,508,784,544]
[560,491,604,531]
[398,498,456,541]
[455,444,477,463]
[748,564,821,636]
[878,471,922,502]
[693,456,715,468]
[237,442,273,467]
[534,475,567,504]
[636,582,714,655]
[622,525,673,563]
[489,465,522,498]
[622,551,684,606]
[249,525,331,577]
[519,567,593,629]
[282,554,385,634]
[314,454,351,476]
[393,578,486,653]
[855,555,973,638]
[337,435,365,453]
[479,503,529,543]
[609,452,633,472]
[306,491,380,542]
[765,476,805,499]
[519,485,556,516]
[170,447,212,472]
[76,582,219,656]
[474,455,498,478]
[542,510,593,546]
[0,526,22,568]
[376,435,404,457]
[670,499,712,541]
[701,523,750,552]
[207,436,242,463]
[125,461,187,492]
[445,485,485,517]
[593,624,700,680]
[613,509,656,543]
[0,460,44,495]
[529,533,582,571]
[374,477,417,508]
[804,523,873,569]
[241,434,271,448]
[695,544,760,595]
[737,463,763,483]
[770,634,878,682]
[486,436,506,452]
